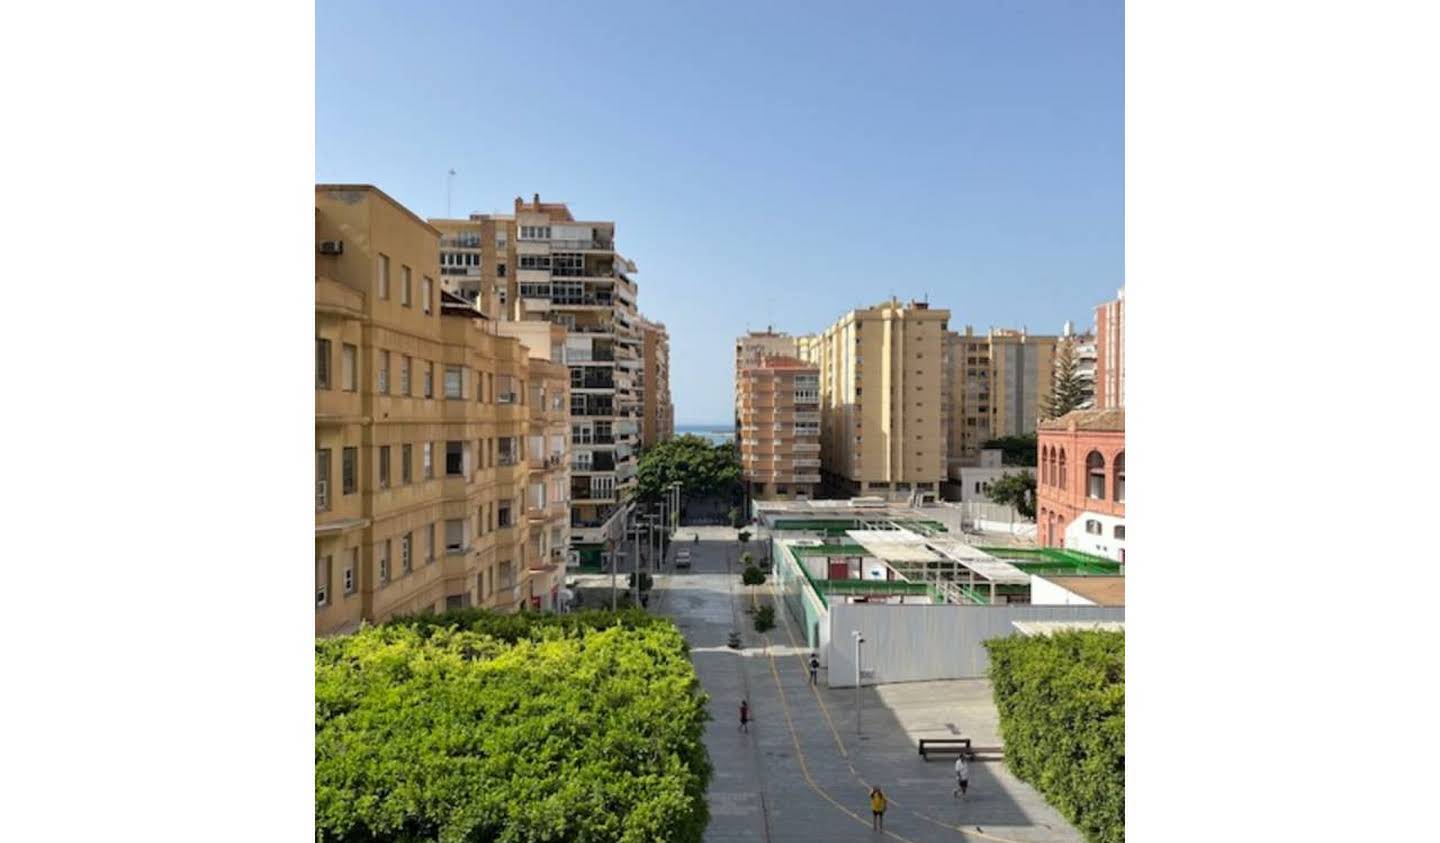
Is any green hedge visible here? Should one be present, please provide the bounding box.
[985,631,1124,843]
[316,610,712,842]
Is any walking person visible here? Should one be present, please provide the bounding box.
[739,699,750,734]
[953,752,970,798]
[870,787,887,831]
[808,654,820,686]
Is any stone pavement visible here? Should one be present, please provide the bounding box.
[651,527,1084,843]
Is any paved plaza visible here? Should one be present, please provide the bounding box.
[651,526,1084,843]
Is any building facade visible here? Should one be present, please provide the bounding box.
[946,326,1059,468]
[430,195,650,566]
[316,185,565,634]
[1035,408,1125,562]
[1093,289,1125,410]
[737,356,821,500]
[734,329,808,454]
[640,317,674,447]
[800,299,950,502]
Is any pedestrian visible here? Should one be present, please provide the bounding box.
[694,533,699,545]
[739,699,750,734]
[808,654,820,686]
[870,787,887,831]
[953,752,970,798]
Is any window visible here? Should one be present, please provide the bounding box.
[316,338,331,388]
[1113,452,1125,503]
[401,532,412,573]
[378,540,390,584]
[498,437,518,466]
[444,365,464,399]
[424,362,434,398]
[316,449,331,512]
[445,518,465,553]
[446,441,464,476]
[344,549,357,594]
[378,351,390,394]
[496,263,507,277]
[401,444,413,484]
[426,523,436,562]
[400,356,411,395]
[974,482,982,494]
[422,276,433,314]
[378,253,390,299]
[423,442,434,479]
[1114,524,1126,540]
[378,446,391,488]
[1058,449,1067,489]
[316,556,331,607]
[342,344,357,391]
[498,502,512,528]
[497,374,516,403]
[401,266,412,306]
[342,447,357,494]
[1086,520,1103,535]
[1086,451,1106,499]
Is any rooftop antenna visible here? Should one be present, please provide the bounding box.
[446,169,456,217]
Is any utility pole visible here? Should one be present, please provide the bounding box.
[853,631,865,734]
[446,168,456,217]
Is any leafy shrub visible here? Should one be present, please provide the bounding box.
[753,605,775,633]
[741,566,766,586]
[316,610,712,842]
[737,531,752,544]
[739,551,754,566]
[985,631,1124,843]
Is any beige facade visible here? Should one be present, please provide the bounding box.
[799,299,949,501]
[316,185,569,635]
[430,195,647,562]
[640,317,674,447]
[946,327,1059,468]
[734,330,809,454]
[738,356,821,500]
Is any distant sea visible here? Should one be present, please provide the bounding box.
[676,424,735,446]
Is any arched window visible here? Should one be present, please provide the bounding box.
[1040,447,1050,485]
[1058,449,1067,490]
[1086,450,1106,499]
[1113,451,1125,503]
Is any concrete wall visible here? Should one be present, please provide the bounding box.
[1062,511,1127,561]
[825,602,1124,686]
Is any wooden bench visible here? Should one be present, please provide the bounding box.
[918,738,970,759]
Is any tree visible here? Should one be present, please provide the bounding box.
[741,565,766,586]
[753,605,775,633]
[636,434,741,502]
[987,471,1037,519]
[1043,338,1088,420]
[981,434,1038,466]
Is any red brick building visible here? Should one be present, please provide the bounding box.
[1036,409,1125,556]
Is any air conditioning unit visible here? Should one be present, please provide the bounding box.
[318,240,344,255]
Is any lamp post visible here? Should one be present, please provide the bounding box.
[852,630,866,734]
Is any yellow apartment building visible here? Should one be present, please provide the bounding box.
[800,299,950,502]
[430,195,647,568]
[737,356,821,500]
[316,185,567,635]
[640,316,674,447]
[946,326,1058,468]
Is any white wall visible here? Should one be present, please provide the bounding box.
[1029,575,1097,606]
[1063,510,1127,561]
[956,465,1033,503]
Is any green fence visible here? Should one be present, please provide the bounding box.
[978,546,1121,576]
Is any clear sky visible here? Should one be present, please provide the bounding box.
[317,0,1123,425]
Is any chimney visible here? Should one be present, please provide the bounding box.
[533,193,541,208]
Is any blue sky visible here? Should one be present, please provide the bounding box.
[317,0,1123,425]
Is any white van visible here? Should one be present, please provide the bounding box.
[674,549,692,569]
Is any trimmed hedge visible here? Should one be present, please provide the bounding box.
[985,630,1124,843]
[316,610,712,842]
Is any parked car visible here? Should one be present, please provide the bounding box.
[675,549,692,569]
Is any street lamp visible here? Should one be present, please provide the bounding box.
[852,630,866,734]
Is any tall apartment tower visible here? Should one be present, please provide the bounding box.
[316,185,568,635]
[738,356,821,500]
[734,329,807,453]
[1093,289,1125,409]
[800,299,950,502]
[945,326,1060,466]
[640,317,674,447]
[430,196,645,567]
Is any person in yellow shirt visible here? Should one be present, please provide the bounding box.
[870,787,887,831]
